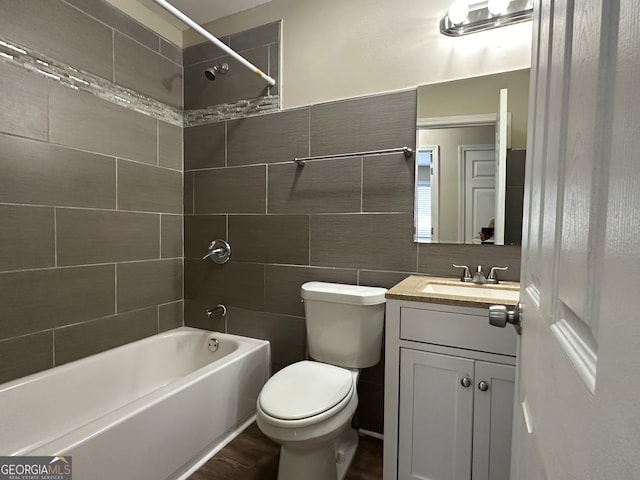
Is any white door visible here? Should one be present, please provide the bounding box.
[494,89,508,245]
[511,0,640,479]
[460,146,495,243]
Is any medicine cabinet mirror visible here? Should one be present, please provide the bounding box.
[415,69,530,245]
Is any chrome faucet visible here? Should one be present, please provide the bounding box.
[453,264,473,282]
[453,264,497,284]
[206,304,227,319]
[486,266,508,284]
[471,266,487,284]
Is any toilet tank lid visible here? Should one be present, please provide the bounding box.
[301,282,387,305]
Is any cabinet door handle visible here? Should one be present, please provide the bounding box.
[478,381,489,392]
[460,377,472,388]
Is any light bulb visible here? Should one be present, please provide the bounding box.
[488,0,511,15]
[448,0,469,25]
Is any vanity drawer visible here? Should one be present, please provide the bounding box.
[399,306,517,357]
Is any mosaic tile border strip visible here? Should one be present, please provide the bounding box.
[0,36,184,126]
[0,36,280,128]
[183,95,281,126]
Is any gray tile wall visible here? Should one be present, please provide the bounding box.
[183,89,522,433]
[506,149,526,245]
[0,0,183,108]
[0,0,184,385]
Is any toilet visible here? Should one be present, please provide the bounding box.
[256,281,387,480]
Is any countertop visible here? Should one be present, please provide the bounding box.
[385,275,520,309]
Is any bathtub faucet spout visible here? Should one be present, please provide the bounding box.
[206,304,227,319]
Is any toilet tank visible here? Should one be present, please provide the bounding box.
[301,282,387,369]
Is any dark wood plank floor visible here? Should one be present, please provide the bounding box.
[189,422,383,480]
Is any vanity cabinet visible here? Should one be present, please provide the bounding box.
[384,298,517,480]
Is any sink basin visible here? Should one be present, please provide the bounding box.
[422,282,519,303]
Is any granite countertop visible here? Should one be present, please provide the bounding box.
[386,275,520,309]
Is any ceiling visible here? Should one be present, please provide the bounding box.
[138,0,274,30]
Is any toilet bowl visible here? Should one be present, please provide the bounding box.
[256,361,359,480]
[255,282,387,480]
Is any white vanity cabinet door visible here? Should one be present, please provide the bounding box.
[471,361,515,480]
[398,348,474,480]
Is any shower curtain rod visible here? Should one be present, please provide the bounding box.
[294,147,414,166]
[152,0,276,86]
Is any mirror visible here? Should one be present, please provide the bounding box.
[415,69,530,245]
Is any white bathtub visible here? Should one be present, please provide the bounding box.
[0,327,270,480]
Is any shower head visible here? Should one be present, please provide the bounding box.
[204,63,229,81]
[204,68,216,81]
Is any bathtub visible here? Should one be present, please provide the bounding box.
[0,327,270,480]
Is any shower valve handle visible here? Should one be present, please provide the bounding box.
[203,239,231,264]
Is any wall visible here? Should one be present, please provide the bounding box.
[505,149,526,245]
[100,0,184,46]
[183,0,532,109]
[417,69,531,149]
[0,0,184,385]
[183,87,522,433]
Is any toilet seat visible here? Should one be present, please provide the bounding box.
[258,361,354,428]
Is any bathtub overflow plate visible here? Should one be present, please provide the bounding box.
[208,337,219,352]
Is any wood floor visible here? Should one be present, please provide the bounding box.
[189,422,383,480]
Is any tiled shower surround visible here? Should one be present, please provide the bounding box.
[0,0,184,385]
[0,0,521,435]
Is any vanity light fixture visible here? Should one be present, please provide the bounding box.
[448,0,470,25]
[488,0,511,15]
[440,0,533,37]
